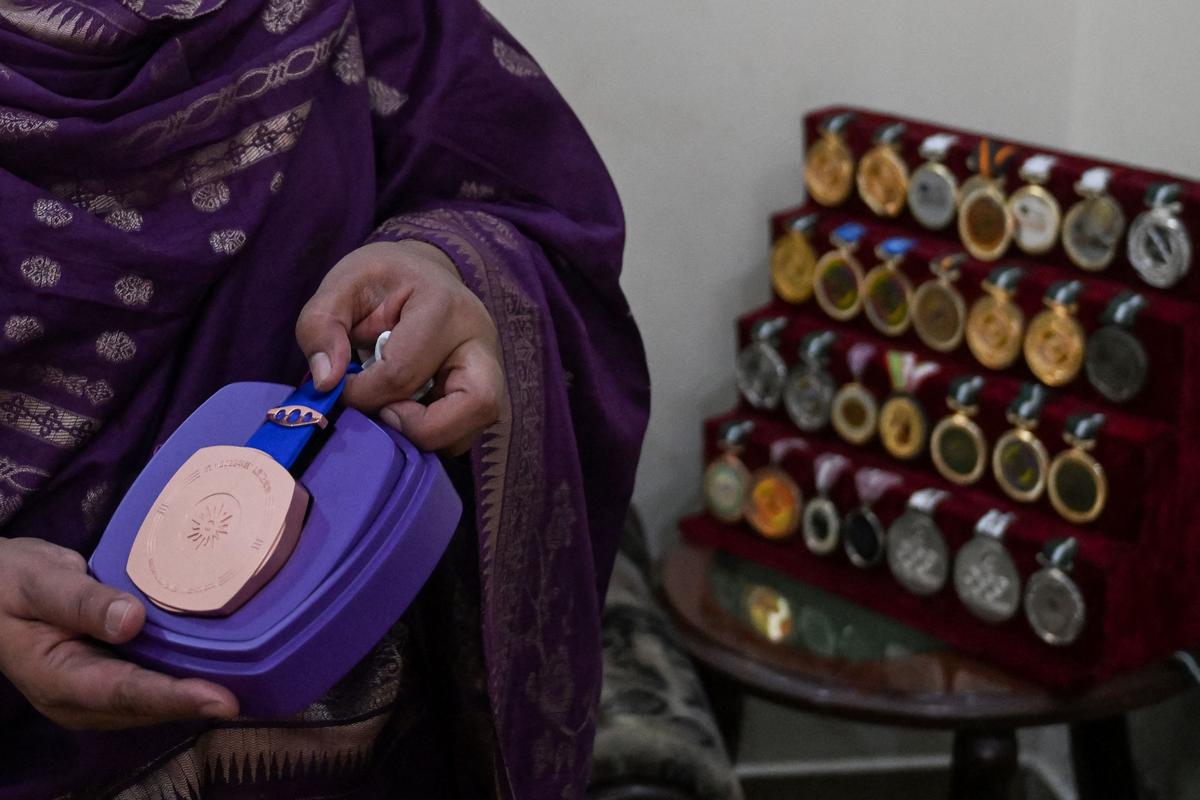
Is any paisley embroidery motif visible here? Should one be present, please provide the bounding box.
[0,109,58,141]
[4,315,44,343]
[105,207,143,232]
[367,77,406,117]
[260,0,314,34]
[113,275,154,306]
[492,38,542,78]
[33,198,73,228]
[191,181,230,212]
[333,29,365,85]
[209,229,246,255]
[31,366,114,406]
[95,331,136,363]
[19,255,61,288]
[0,390,98,448]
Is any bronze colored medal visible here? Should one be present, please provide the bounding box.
[958,140,1017,261]
[886,488,950,596]
[746,585,794,643]
[805,112,856,207]
[1024,280,1086,387]
[878,351,938,461]
[931,375,988,486]
[912,253,968,352]
[771,214,820,303]
[803,453,850,556]
[908,133,960,230]
[954,509,1022,624]
[993,383,1051,503]
[843,467,903,569]
[126,445,310,616]
[1063,167,1126,271]
[745,438,808,541]
[857,122,909,218]
[736,317,789,409]
[1085,292,1149,404]
[703,420,755,524]
[1048,413,1108,525]
[862,237,917,337]
[1008,155,1062,255]
[1128,182,1192,289]
[814,222,868,321]
[1024,538,1086,646]
[784,331,837,432]
[966,266,1026,370]
[831,342,878,445]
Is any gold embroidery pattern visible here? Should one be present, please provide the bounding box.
[492,38,543,78]
[19,255,61,288]
[191,180,230,212]
[122,0,222,21]
[209,229,246,255]
[33,198,73,228]
[4,315,43,343]
[367,77,406,117]
[0,493,22,525]
[105,207,143,232]
[0,390,98,448]
[270,171,285,194]
[458,181,497,201]
[333,29,364,85]
[177,101,312,191]
[96,331,136,363]
[260,0,314,34]
[114,275,154,306]
[122,12,349,151]
[31,366,114,406]
[0,455,49,493]
[81,481,112,531]
[0,1,135,54]
[0,108,58,141]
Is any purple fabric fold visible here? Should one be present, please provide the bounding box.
[0,1,648,797]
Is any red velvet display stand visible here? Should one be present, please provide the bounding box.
[681,105,1200,689]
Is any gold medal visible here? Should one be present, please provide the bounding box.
[831,342,879,445]
[771,213,820,303]
[958,140,1018,261]
[912,253,968,352]
[805,111,856,207]
[746,585,794,643]
[1024,280,1086,387]
[803,452,851,555]
[857,122,909,218]
[862,237,917,337]
[703,420,755,523]
[1008,154,1062,255]
[966,266,1026,370]
[814,221,868,321]
[993,384,1051,504]
[878,351,939,461]
[908,132,960,230]
[931,375,988,486]
[1048,414,1108,525]
[745,438,808,541]
[1063,167,1126,272]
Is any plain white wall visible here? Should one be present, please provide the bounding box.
[482,0,1200,793]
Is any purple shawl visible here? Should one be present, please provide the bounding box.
[0,1,649,797]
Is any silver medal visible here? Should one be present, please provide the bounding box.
[886,489,949,596]
[1128,184,1192,289]
[908,133,959,230]
[954,510,1022,623]
[1085,292,1148,404]
[783,330,837,432]
[736,317,789,409]
[1024,538,1086,646]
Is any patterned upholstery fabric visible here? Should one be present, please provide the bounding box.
[589,517,743,800]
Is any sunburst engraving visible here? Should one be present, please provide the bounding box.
[187,501,234,549]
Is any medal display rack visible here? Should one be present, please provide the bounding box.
[681,106,1200,689]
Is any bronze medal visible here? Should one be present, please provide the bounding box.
[1024,280,1086,387]
[805,112,856,207]
[745,438,809,541]
[966,266,1026,370]
[958,140,1017,261]
[912,253,968,352]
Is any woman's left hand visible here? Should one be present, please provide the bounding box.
[296,240,504,455]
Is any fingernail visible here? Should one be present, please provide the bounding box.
[105,600,132,636]
[200,701,236,719]
[309,352,331,386]
[379,407,402,432]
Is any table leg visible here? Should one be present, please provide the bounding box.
[949,729,1018,800]
[1070,715,1138,800]
[696,663,744,760]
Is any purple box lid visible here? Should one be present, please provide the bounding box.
[89,382,462,717]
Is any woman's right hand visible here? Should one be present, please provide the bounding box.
[0,537,239,730]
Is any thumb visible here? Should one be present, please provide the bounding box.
[295,288,355,392]
[20,567,146,645]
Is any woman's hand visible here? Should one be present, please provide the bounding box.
[296,240,504,455]
[0,537,239,730]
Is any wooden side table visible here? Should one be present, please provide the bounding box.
[659,542,1194,800]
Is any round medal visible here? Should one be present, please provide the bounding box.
[771,215,819,303]
[745,467,804,540]
[1063,195,1125,271]
[802,496,842,556]
[965,267,1026,370]
[805,113,856,207]
[954,532,1022,624]
[736,317,788,409]
[798,606,838,657]
[1024,538,1086,646]
[746,586,794,643]
[857,122,909,218]
[814,252,865,321]
[1048,414,1107,525]
[1085,327,1147,403]
[879,394,927,461]
[930,376,988,486]
[784,366,835,432]
[887,506,949,596]
[843,507,886,568]
[862,237,916,336]
[703,455,751,523]
[912,253,968,352]
[1128,184,1192,288]
[959,182,1013,261]
[831,382,878,445]
[909,163,959,230]
[1009,184,1061,255]
[1024,281,1086,387]
[993,429,1049,503]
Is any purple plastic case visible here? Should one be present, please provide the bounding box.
[89,382,462,717]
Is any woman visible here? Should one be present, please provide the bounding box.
[0,1,649,797]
